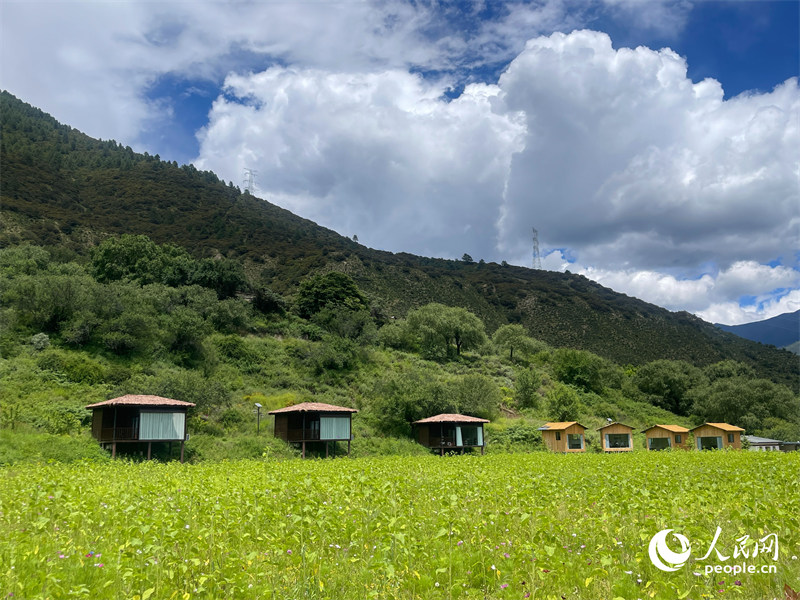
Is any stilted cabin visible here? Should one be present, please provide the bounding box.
[412,414,489,455]
[537,422,587,453]
[85,395,194,462]
[690,423,744,450]
[597,422,634,452]
[269,402,357,458]
[643,425,690,451]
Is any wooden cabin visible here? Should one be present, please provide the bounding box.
[537,422,587,452]
[412,414,489,455]
[690,423,744,450]
[642,424,690,451]
[85,395,194,462]
[597,422,633,452]
[269,402,357,458]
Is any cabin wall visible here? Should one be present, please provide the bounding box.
[417,425,430,446]
[693,425,741,449]
[91,409,102,441]
[599,425,633,451]
[542,428,586,452]
[645,427,689,450]
[274,414,289,441]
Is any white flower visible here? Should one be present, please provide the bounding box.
[624,571,632,575]
[435,582,440,587]
[491,565,496,570]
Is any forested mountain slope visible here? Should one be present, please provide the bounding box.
[1,90,797,387]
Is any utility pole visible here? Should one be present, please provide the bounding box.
[532,228,542,270]
[243,168,257,194]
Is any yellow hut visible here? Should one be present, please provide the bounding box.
[538,422,587,452]
[642,425,689,451]
[690,423,744,450]
[597,422,633,452]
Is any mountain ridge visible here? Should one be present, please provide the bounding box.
[716,310,800,349]
[1,90,797,388]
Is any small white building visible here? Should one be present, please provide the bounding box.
[743,435,783,452]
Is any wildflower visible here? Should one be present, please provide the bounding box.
[94,563,104,568]
[503,552,510,558]
[624,571,632,575]
[542,569,550,573]
[287,549,292,555]
[85,552,94,557]
[491,565,496,570]
[693,572,702,577]
[185,524,190,529]
[58,554,66,559]
[435,582,440,587]
[500,583,508,589]
[524,594,530,598]
[734,581,742,586]
[457,540,463,546]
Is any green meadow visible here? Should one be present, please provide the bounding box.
[2,451,798,600]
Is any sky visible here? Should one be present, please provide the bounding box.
[1,0,798,326]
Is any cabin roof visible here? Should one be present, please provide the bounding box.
[743,435,784,444]
[642,424,690,434]
[537,421,588,431]
[596,421,633,431]
[412,413,490,424]
[690,422,745,433]
[268,401,358,415]
[85,394,195,409]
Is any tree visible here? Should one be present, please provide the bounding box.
[448,374,501,420]
[546,384,581,422]
[492,324,538,360]
[514,368,541,409]
[634,359,706,416]
[406,303,486,360]
[689,377,798,431]
[551,348,608,394]
[295,272,368,319]
[461,253,474,263]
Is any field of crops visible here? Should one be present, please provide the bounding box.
[2,452,798,600]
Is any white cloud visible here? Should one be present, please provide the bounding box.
[195,68,526,257]
[496,30,799,275]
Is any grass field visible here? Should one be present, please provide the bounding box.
[1,452,798,600]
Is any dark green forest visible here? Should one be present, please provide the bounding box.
[1,90,798,463]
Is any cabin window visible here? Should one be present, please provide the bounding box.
[606,433,630,448]
[567,434,583,450]
[674,434,682,444]
[727,433,734,443]
[320,415,350,440]
[460,426,481,446]
[698,436,722,450]
[555,432,561,441]
[649,437,670,450]
[140,412,185,441]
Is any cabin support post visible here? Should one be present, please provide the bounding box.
[333,442,336,458]
[111,442,116,459]
[147,442,152,460]
[347,440,351,456]
[326,442,329,459]
[180,441,185,463]
[302,441,306,459]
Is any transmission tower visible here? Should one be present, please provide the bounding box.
[532,228,542,270]
[243,168,257,194]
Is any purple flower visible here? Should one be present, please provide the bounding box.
[457,540,463,546]
[503,553,510,558]
[500,583,508,589]
[286,549,292,555]
[734,580,742,586]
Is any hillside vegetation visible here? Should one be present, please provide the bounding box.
[1,240,798,464]
[1,90,798,389]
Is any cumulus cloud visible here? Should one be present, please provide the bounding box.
[195,68,525,257]
[496,30,799,275]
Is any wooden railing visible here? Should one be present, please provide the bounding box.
[286,428,321,442]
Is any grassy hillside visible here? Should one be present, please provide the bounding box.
[1,90,798,389]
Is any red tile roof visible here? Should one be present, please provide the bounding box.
[412,413,490,424]
[268,402,358,415]
[85,395,195,409]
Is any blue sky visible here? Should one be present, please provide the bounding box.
[1,0,798,325]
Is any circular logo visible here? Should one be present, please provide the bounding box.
[648,529,692,572]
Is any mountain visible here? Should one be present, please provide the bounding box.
[716,310,800,349]
[1,90,798,389]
